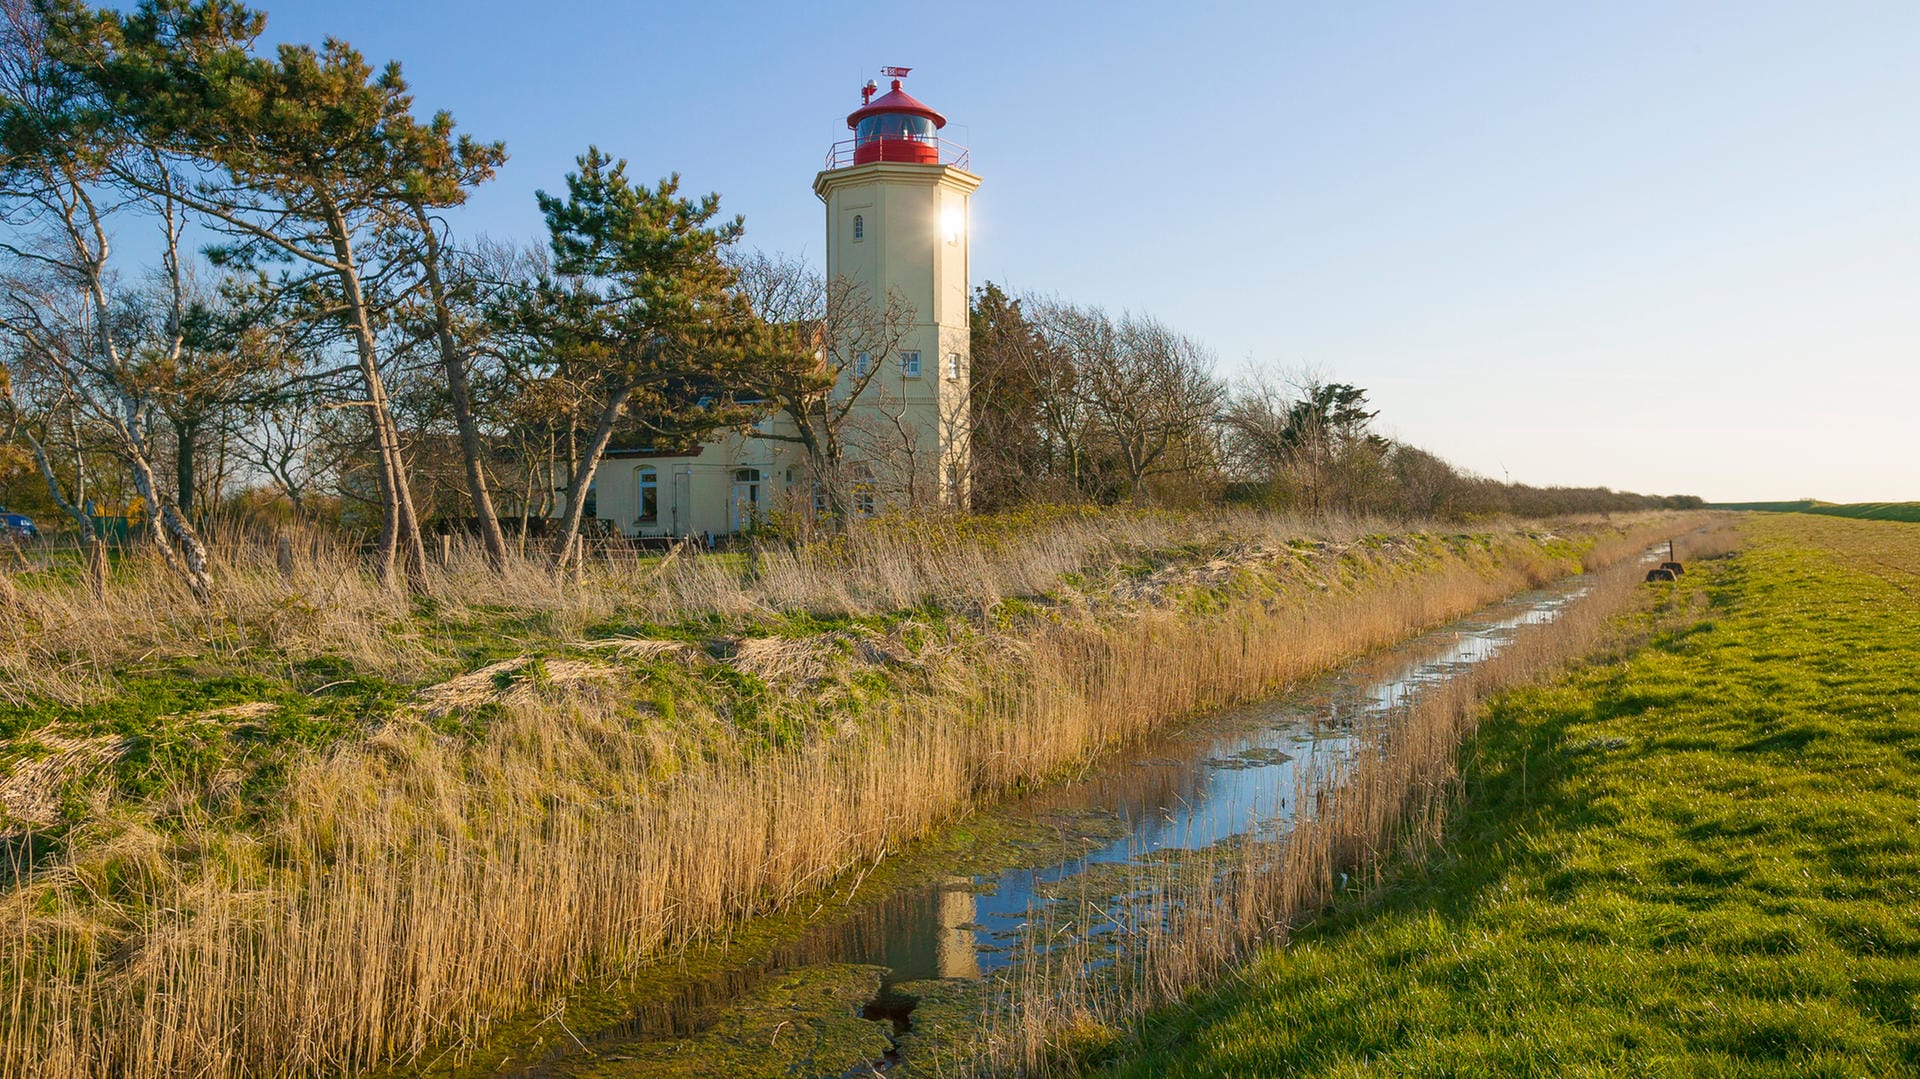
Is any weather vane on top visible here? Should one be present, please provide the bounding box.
[864,66,913,105]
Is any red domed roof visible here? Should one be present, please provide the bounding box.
[846,80,946,130]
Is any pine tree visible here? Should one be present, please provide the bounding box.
[519,149,757,568]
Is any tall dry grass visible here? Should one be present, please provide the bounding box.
[0,509,1626,706]
[979,523,1745,1074]
[0,511,1705,1078]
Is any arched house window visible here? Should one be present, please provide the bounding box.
[636,467,658,524]
[852,213,864,241]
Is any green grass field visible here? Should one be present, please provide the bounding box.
[1101,515,1920,1077]
[1712,499,1920,523]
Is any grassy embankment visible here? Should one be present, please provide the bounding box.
[1097,514,1920,1077]
[0,508,1683,1078]
[1713,499,1920,523]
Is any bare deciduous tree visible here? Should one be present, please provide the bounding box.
[1,2,217,591]
[1221,368,1382,514]
[732,251,915,523]
[1021,301,1222,502]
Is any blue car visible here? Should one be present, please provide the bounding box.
[1,512,38,538]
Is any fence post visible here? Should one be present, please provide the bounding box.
[439,533,453,567]
[276,533,295,581]
[88,537,108,598]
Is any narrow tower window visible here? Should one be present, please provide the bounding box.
[946,352,961,380]
[852,213,864,241]
[854,351,871,377]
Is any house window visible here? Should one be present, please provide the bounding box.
[851,462,876,516]
[946,352,961,380]
[812,483,828,514]
[636,467,658,523]
[852,213,864,241]
[900,350,921,377]
[854,351,871,378]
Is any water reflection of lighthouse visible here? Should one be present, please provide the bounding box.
[937,878,980,979]
[876,878,979,980]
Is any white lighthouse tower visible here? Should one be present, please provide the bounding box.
[815,68,980,508]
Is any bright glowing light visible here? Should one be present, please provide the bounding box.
[940,206,964,244]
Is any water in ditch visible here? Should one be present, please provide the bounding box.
[477,576,1596,1077]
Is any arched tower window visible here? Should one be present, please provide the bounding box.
[852,213,864,241]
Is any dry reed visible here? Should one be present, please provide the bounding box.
[0,511,1708,1078]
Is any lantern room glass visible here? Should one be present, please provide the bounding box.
[854,113,936,146]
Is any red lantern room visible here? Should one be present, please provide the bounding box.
[826,67,968,170]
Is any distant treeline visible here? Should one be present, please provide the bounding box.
[1711,501,1920,523]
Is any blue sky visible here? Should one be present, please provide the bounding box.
[258,1,1918,502]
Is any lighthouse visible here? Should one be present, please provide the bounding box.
[816,68,980,508]
[580,71,982,537]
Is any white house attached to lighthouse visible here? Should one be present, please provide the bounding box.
[583,69,980,538]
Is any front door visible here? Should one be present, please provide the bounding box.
[729,468,761,533]
[671,469,692,536]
